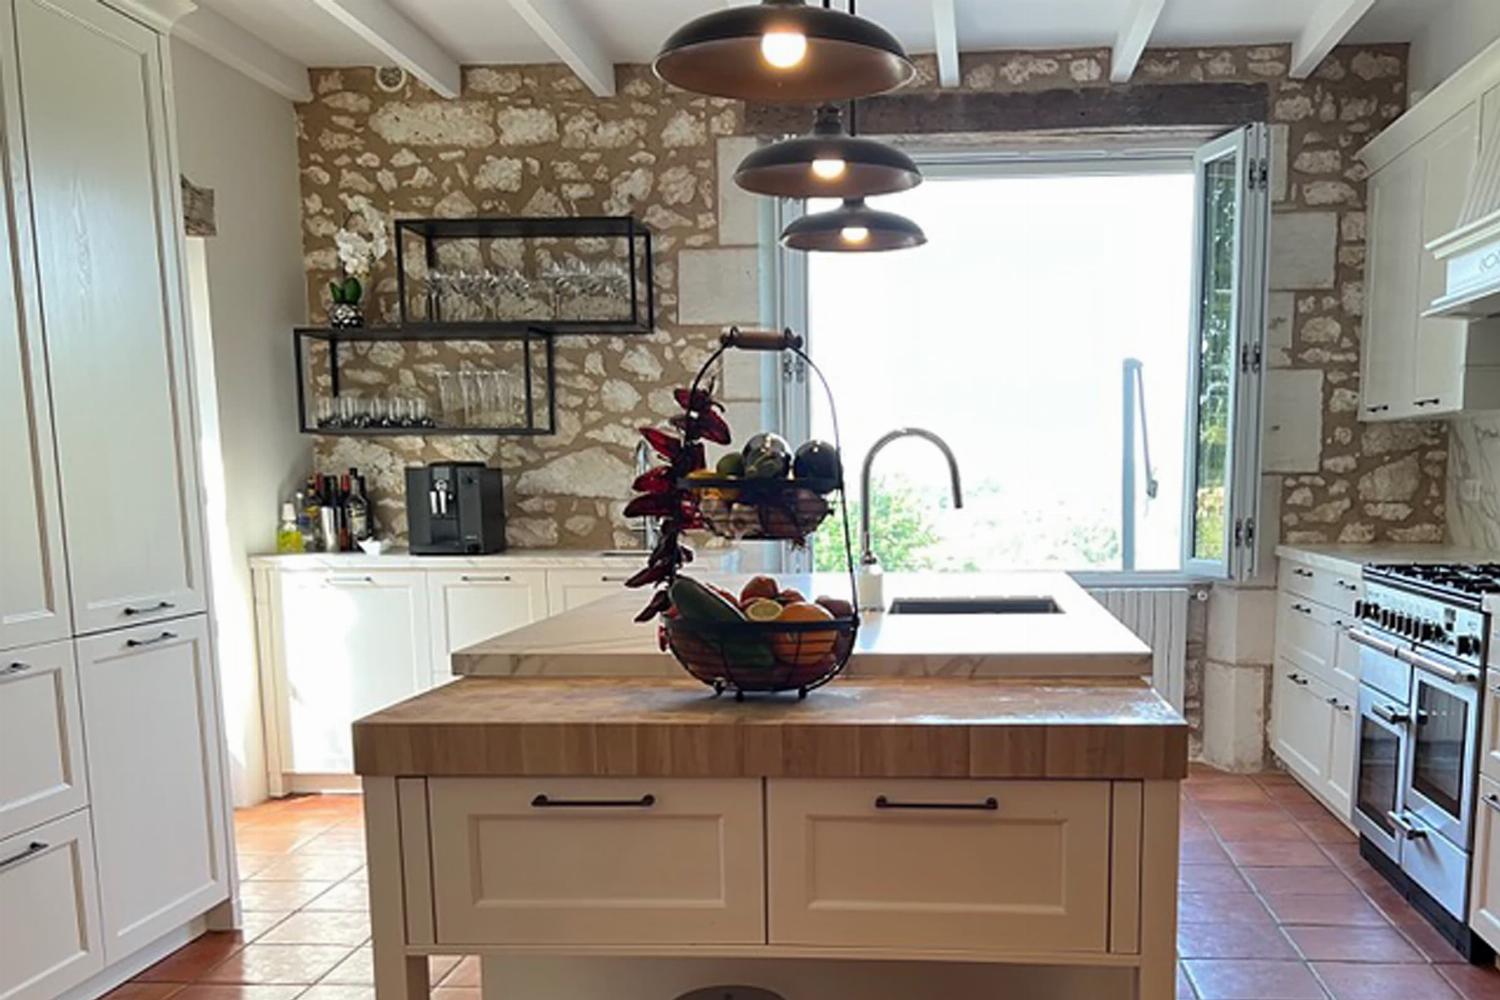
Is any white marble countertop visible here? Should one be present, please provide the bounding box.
[452,571,1152,680]
[249,547,735,571]
[1276,542,1500,576]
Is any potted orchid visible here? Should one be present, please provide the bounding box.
[329,202,389,328]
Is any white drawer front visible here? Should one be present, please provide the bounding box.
[1472,776,1500,951]
[1278,560,1360,616]
[1275,591,1337,679]
[0,641,86,839]
[1484,680,1500,785]
[428,778,764,946]
[767,779,1111,953]
[0,810,104,1000]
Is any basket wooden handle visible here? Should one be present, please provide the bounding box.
[722,327,803,352]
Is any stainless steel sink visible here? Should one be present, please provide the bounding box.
[886,596,1061,615]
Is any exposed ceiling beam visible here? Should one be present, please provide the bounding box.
[175,7,312,102]
[311,0,462,98]
[932,0,960,88]
[505,0,615,97]
[1290,0,1379,79]
[1110,0,1166,83]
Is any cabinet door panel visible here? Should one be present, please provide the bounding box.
[0,640,86,840]
[1272,660,1331,784]
[17,0,205,633]
[1414,105,1481,412]
[1471,776,1500,951]
[767,778,1110,953]
[1325,690,1356,820]
[274,571,429,775]
[77,618,227,959]
[546,567,639,614]
[426,570,546,683]
[0,810,104,1000]
[1275,592,1336,679]
[1360,154,1422,420]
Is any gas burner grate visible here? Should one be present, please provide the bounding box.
[1365,563,1500,602]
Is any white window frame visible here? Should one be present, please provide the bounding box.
[771,134,1269,584]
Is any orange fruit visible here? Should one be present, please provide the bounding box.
[771,602,839,666]
[744,598,784,622]
[740,574,779,603]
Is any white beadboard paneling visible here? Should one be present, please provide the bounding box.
[1086,587,1190,711]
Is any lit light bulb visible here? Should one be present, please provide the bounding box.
[840,225,870,245]
[760,30,807,69]
[811,158,847,180]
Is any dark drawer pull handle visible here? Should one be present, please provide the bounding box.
[531,794,655,809]
[123,600,174,616]
[1293,568,1313,578]
[0,841,47,871]
[126,631,178,648]
[875,795,999,812]
[460,575,511,583]
[600,575,632,583]
[1,661,31,680]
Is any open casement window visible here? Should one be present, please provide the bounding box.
[1182,124,1270,581]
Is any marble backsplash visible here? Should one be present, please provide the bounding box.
[1448,416,1500,550]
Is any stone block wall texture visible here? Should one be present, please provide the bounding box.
[295,43,1445,554]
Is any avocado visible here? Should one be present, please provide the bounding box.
[668,577,774,669]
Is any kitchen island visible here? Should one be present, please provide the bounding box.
[353,575,1187,1000]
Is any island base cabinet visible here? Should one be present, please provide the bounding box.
[1471,777,1500,951]
[767,779,1111,953]
[0,810,104,1000]
[427,778,764,946]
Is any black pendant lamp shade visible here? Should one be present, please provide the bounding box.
[735,105,921,199]
[653,0,915,103]
[781,198,927,252]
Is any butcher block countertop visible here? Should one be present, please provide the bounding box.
[452,571,1152,679]
[351,676,1188,780]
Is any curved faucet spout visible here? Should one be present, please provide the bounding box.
[859,427,963,567]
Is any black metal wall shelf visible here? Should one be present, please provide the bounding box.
[394,215,655,335]
[294,325,556,437]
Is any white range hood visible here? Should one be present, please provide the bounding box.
[1427,134,1500,319]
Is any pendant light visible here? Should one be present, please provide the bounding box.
[653,0,914,103]
[781,197,927,252]
[735,104,921,199]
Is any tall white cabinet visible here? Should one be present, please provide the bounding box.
[0,1,230,998]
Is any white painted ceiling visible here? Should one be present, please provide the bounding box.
[198,0,1454,70]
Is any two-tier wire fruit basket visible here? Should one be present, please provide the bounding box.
[624,327,859,699]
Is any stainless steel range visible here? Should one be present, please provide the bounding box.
[1353,563,1498,962]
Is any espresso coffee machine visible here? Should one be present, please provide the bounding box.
[405,463,506,555]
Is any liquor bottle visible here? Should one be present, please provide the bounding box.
[347,469,371,543]
[295,489,317,551]
[276,501,304,554]
[338,474,353,551]
[319,475,340,553]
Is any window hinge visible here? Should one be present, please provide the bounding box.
[1244,516,1255,549]
[1248,158,1268,191]
[1239,341,1262,374]
[781,352,806,383]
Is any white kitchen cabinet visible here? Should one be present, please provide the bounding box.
[16,0,206,634]
[546,566,640,613]
[1473,777,1500,951]
[0,640,87,841]
[272,570,431,777]
[1360,151,1423,419]
[767,778,1111,953]
[1325,689,1356,819]
[0,809,104,1000]
[0,52,67,651]
[426,777,764,946]
[76,618,227,960]
[426,570,547,684]
[1272,660,1332,787]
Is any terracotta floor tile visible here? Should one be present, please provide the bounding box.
[1178,923,1299,960]
[233,831,315,854]
[1259,893,1390,928]
[1311,962,1460,1000]
[1178,891,1275,926]
[1181,840,1233,864]
[134,933,247,983]
[440,957,480,988]
[236,881,337,912]
[294,987,373,1000]
[200,945,354,985]
[1181,865,1252,893]
[301,880,369,912]
[1282,800,1340,822]
[1241,866,1358,896]
[1436,962,1500,1000]
[1183,959,1329,999]
[1198,800,1295,822]
[106,983,184,1000]
[1299,819,1357,845]
[236,911,294,943]
[1393,915,1471,963]
[1317,843,1364,872]
[427,956,462,986]
[1190,783,1273,803]
[1253,772,1302,787]
[1210,817,1314,842]
[1263,784,1322,808]
[320,948,374,985]
[235,855,281,879]
[1179,964,1198,999]
[256,911,371,946]
[169,988,306,1000]
[248,855,364,882]
[1284,926,1425,963]
[1223,841,1332,867]
[432,989,481,1000]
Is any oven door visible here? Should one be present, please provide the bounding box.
[1402,647,1482,851]
[1355,682,1411,862]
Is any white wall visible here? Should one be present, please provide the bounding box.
[171,38,309,807]
[1411,0,1500,100]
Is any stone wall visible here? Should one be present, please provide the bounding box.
[295,43,1442,555]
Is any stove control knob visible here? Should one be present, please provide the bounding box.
[1420,622,1439,642]
[1354,599,1366,618]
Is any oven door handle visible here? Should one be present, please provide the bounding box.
[1396,647,1478,685]
[1347,629,1401,658]
[1372,703,1411,725]
[1386,811,1428,839]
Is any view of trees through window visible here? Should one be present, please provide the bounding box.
[807,168,1198,573]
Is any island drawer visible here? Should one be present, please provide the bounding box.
[766,778,1112,953]
[425,777,764,946]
